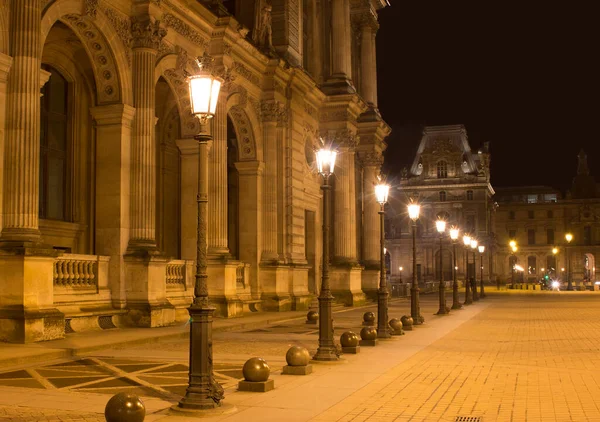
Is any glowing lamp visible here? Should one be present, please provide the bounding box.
[407,203,420,220]
[375,183,390,205]
[449,227,459,240]
[188,74,222,118]
[316,149,337,176]
[552,247,558,255]
[565,233,573,243]
[463,234,471,246]
[435,219,446,234]
[509,240,516,248]
[478,245,485,253]
[470,239,478,249]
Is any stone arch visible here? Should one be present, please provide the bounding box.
[41,0,132,105]
[155,53,200,138]
[226,89,261,162]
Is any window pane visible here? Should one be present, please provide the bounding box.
[528,256,536,274]
[46,155,64,220]
[528,229,535,245]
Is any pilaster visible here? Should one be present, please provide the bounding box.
[90,104,135,310]
[323,0,354,94]
[0,53,12,236]
[271,0,303,66]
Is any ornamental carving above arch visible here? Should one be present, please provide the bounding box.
[59,13,122,104]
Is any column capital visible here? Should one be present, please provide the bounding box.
[90,104,136,126]
[176,138,199,155]
[358,151,383,168]
[260,100,288,125]
[235,160,264,176]
[351,11,380,32]
[40,68,51,89]
[131,16,167,50]
[321,128,359,151]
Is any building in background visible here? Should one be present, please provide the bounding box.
[0,0,390,342]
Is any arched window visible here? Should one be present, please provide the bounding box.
[437,160,448,178]
[40,66,69,221]
[439,191,446,202]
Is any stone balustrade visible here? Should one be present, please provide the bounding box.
[166,260,186,288]
[236,263,250,290]
[54,254,105,289]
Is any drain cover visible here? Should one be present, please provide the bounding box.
[456,417,482,422]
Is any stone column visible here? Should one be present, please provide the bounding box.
[260,102,281,263]
[127,17,166,252]
[333,145,358,263]
[359,17,378,106]
[361,153,383,267]
[1,0,42,243]
[90,104,136,310]
[208,90,229,257]
[329,0,351,81]
[0,53,12,235]
[176,138,199,261]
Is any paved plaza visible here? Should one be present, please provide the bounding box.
[1,290,600,421]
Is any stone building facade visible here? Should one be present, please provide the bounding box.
[0,0,390,342]
[385,125,496,287]
[494,151,600,286]
[385,126,599,291]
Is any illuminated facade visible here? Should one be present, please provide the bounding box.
[0,0,390,342]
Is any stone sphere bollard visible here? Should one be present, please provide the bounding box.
[286,346,310,367]
[240,357,274,392]
[306,310,319,324]
[340,331,359,348]
[283,346,313,375]
[362,311,375,326]
[389,318,404,336]
[105,392,145,422]
[359,326,378,346]
[243,357,270,382]
[400,315,414,331]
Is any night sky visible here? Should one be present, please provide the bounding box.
[375,2,599,192]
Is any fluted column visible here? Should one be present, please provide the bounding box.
[260,102,283,263]
[361,154,382,266]
[359,18,378,106]
[127,17,166,252]
[330,0,351,78]
[208,90,229,256]
[1,0,42,243]
[333,133,358,263]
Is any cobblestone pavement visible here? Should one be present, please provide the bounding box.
[313,293,600,422]
[3,291,600,421]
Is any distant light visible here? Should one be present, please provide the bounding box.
[552,281,560,289]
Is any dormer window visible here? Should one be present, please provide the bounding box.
[437,160,448,178]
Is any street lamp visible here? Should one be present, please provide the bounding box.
[463,234,472,305]
[470,239,479,301]
[435,219,449,315]
[375,182,391,339]
[313,148,338,361]
[408,202,424,325]
[399,266,404,283]
[552,247,559,279]
[178,54,224,411]
[565,233,573,291]
[450,227,462,309]
[510,241,518,287]
[478,244,486,298]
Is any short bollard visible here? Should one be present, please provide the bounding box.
[340,331,360,354]
[362,311,375,326]
[359,326,378,346]
[282,346,312,375]
[306,310,318,325]
[239,357,274,392]
[389,318,404,336]
[400,315,413,331]
[105,392,145,422]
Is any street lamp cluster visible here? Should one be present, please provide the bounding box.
[407,205,488,320]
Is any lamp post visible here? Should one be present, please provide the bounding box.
[470,239,479,301]
[399,266,403,283]
[450,227,462,309]
[565,233,573,291]
[178,54,224,411]
[478,244,486,298]
[313,148,338,361]
[375,182,391,338]
[408,203,424,325]
[510,240,517,287]
[463,234,472,305]
[435,219,449,315]
[552,247,559,280]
